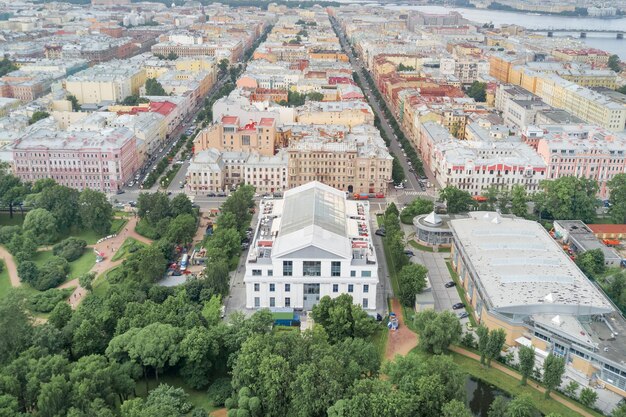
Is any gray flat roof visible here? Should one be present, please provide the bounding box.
[450,212,613,315]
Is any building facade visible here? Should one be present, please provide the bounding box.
[244,182,378,311]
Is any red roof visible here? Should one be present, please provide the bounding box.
[588,224,626,234]
[221,116,239,125]
[258,118,275,127]
[149,101,176,116]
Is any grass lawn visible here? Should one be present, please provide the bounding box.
[111,218,128,235]
[0,261,11,298]
[0,212,26,226]
[445,260,477,327]
[370,326,389,362]
[111,237,146,262]
[450,352,604,417]
[408,240,450,253]
[33,250,96,283]
[135,374,217,413]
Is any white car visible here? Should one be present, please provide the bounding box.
[394,184,405,190]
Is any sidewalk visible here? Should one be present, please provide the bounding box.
[61,216,153,308]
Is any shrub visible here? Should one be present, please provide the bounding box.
[207,378,233,407]
[28,288,73,313]
[0,225,21,244]
[53,237,87,261]
[35,256,70,290]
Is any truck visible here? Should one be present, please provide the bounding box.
[354,193,369,200]
[180,254,189,270]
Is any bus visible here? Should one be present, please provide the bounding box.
[180,254,189,270]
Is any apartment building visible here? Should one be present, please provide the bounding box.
[194,115,277,157]
[419,121,546,196]
[285,124,392,195]
[530,125,626,198]
[552,48,611,67]
[65,62,146,105]
[296,100,373,128]
[13,125,138,193]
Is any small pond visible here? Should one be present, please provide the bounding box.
[465,377,542,417]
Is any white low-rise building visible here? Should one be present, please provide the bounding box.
[244,181,378,311]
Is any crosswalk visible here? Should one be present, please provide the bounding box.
[403,190,429,197]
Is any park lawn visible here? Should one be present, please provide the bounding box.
[111,218,128,235]
[370,326,389,362]
[0,261,11,298]
[135,374,217,414]
[33,250,96,283]
[92,265,120,297]
[0,212,26,226]
[450,352,604,417]
[111,237,147,262]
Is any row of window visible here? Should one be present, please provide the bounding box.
[253,282,370,293]
[253,296,369,308]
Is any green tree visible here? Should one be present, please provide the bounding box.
[17,260,39,285]
[206,227,241,262]
[29,110,50,125]
[165,214,197,245]
[467,81,487,102]
[311,294,376,343]
[145,78,167,96]
[79,189,113,235]
[563,380,579,398]
[49,301,72,329]
[442,399,472,417]
[476,325,489,366]
[53,237,87,261]
[306,91,324,101]
[398,263,428,307]
[506,394,535,417]
[400,197,434,224]
[485,328,506,367]
[0,164,27,218]
[79,272,96,292]
[219,185,255,233]
[487,396,508,417]
[391,156,405,185]
[170,193,194,218]
[413,310,462,354]
[618,85,626,95]
[510,185,528,217]
[518,345,535,385]
[536,177,598,223]
[578,387,598,408]
[38,184,81,232]
[0,57,17,76]
[37,374,71,417]
[138,191,171,225]
[36,256,70,290]
[166,52,178,60]
[575,249,606,279]
[542,353,565,399]
[611,403,626,417]
[608,54,622,72]
[440,186,474,214]
[0,293,33,365]
[124,245,168,284]
[608,173,626,224]
[218,59,229,75]
[179,326,220,389]
[67,94,81,111]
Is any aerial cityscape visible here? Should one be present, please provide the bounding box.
[0,0,626,416]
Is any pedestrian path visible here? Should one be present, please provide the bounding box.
[0,245,19,288]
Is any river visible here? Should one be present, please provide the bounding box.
[380,4,626,59]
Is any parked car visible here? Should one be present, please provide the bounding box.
[458,312,469,319]
[217,192,227,197]
[116,189,125,195]
[452,302,465,310]
[394,184,405,190]
[375,228,386,237]
[445,281,456,288]
[207,192,216,197]
[403,250,415,257]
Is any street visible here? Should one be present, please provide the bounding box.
[330,17,440,199]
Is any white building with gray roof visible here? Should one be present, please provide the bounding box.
[244,181,378,311]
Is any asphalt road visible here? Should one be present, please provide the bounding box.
[331,17,440,198]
